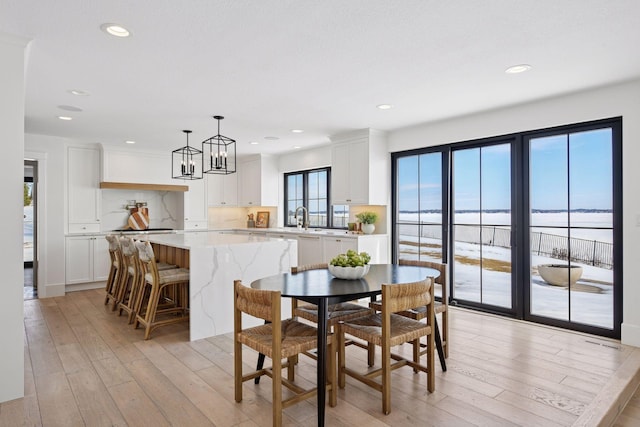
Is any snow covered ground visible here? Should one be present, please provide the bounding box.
[398,212,614,330]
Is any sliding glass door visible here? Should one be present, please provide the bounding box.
[451,142,514,311]
[392,117,622,338]
[525,124,620,333]
[395,151,446,264]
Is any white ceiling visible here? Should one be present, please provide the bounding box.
[2,0,640,157]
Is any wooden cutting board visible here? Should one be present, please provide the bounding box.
[128,211,149,230]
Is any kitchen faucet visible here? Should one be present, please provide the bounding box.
[294,206,309,230]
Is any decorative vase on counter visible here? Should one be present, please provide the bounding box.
[362,223,375,234]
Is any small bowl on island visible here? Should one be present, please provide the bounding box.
[328,250,371,280]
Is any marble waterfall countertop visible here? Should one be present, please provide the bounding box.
[142,230,294,249]
[145,230,298,341]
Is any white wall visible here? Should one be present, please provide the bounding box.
[0,32,28,403]
[388,79,640,347]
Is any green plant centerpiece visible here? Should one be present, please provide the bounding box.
[328,250,371,279]
[355,211,378,224]
[356,211,378,234]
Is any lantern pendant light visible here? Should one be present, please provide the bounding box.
[202,115,236,175]
[172,130,203,180]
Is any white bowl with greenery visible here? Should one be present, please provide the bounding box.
[328,250,371,280]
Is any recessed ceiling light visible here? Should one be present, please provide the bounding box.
[125,140,136,144]
[57,116,73,121]
[58,105,83,112]
[100,23,131,38]
[505,64,532,74]
[68,89,90,96]
[264,136,279,140]
[250,141,259,145]
[291,129,304,133]
[377,104,393,110]
[293,146,301,149]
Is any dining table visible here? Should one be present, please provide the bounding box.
[250,263,441,427]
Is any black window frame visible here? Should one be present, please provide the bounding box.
[284,167,332,229]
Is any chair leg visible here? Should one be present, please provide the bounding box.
[328,334,337,407]
[412,338,420,373]
[287,356,296,381]
[337,323,346,389]
[382,341,391,415]
[234,336,243,403]
[442,311,449,358]
[255,319,270,384]
[427,326,435,393]
[434,320,447,372]
[254,353,266,384]
[272,355,282,427]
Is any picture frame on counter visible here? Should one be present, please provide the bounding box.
[256,211,269,228]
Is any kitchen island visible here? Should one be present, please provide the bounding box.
[142,231,297,341]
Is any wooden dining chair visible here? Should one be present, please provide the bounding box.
[234,280,336,427]
[255,262,372,384]
[370,259,449,361]
[133,240,190,339]
[337,277,435,415]
[398,259,449,358]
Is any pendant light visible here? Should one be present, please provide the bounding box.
[202,115,236,175]
[172,130,203,180]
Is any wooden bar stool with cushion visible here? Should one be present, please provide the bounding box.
[104,234,124,307]
[133,240,190,340]
[337,277,435,415]
[234,280,336,427]
[117,237,178,323]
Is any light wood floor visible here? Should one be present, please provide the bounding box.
[1,288,640,427]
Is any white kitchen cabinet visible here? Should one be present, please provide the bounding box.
[184,179,208,230]
[323,234,388,264]
[322,236,358,262]
[330,129,388,205]
[238,155,278,207]
[65,235,110,284]
[207,173,238,207]
[297,234,323,265]
[68,146,101,232]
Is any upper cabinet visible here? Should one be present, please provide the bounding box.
[101,146,173,185]
[68,146,101,232]
[207,173,238,207]
[330,129,388,205]
[238,155,278,207]
[184,178,208,230]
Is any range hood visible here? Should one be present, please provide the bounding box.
[100,182,189,192]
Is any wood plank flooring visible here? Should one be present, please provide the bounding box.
[2,288,640,426]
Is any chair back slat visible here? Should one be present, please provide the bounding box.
[234,280,279,322]
[291,263,328,274]
[382,278,433,313]
[398,259,447,301]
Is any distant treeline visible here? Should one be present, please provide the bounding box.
[399,209,613,214]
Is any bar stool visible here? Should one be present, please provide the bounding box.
[117,237,177,323]
[104,235,123,307]
[133,240,190,339]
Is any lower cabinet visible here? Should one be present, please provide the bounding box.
[297,234,323,265]
[65,236,110,284]
[322,236,358,262]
